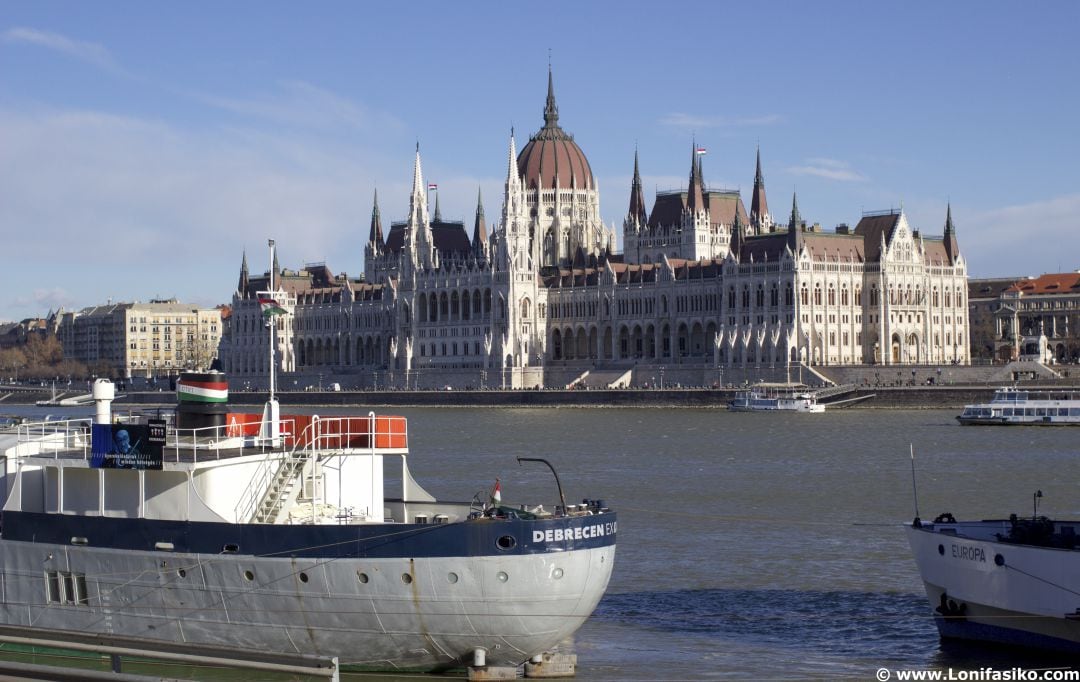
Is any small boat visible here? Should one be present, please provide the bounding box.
[906,511,1080,654]
[957,387,1080,425]
[728,386,825,413]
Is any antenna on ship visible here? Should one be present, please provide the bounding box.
[910,444,921,527]
[1034,489,1043,519]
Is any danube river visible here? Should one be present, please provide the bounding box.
[4,405,1078,679]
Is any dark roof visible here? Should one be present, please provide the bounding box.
[852,211,901,263]
[968,277,1024,301]
[384,220,473,257]
[647,190,748,229]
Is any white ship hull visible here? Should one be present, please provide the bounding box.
[0,531,614,670]
[906,520,1080,654]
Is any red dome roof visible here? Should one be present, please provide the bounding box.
[516,70,594,191]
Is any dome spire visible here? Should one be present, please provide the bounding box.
[544,63,559,129]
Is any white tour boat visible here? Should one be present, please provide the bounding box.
[728,387,825,413]
[907,511,1080,654]
[957,387,1080,426]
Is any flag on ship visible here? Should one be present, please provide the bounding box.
[491,478,501,506]
[258,296,287,317]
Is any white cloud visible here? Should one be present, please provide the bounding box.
[0,105,393,320]
[2,27,122,74]
[190,80,405,134]
[660,113,782,129]
[786,158,867,183]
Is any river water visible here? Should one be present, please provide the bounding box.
[4,405,1078,679]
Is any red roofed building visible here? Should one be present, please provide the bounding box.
[989,273,1080,364]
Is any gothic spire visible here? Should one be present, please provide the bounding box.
[543,64,559,129]
[368,188,384,249]
[750,146,770,234]
[237,250,249,298]
[272,247,280,282]
[473,186,487,248]
[433,189,442,222]
[730,206,745,260]
[786,191,803,252]
[628,148,648,224]
[788,191,802,230]
[687,143,705,214]
[943,202,959,265]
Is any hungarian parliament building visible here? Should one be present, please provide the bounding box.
[219,71,970,389]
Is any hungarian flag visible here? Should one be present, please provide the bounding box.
[695,147,707,155]
[490,478,501,506]
[427,183,438,191]
[258,296,287,317]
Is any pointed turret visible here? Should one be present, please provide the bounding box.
[730,207,745,260]
[943,202,960,265]
[750,146,770,234]
[368,188,384,250]
[237,250,249,298]
[628,149,647,225]
[272,248,280,282]
[786,191,803,252]
[473,187,488,250]
[433,190,442,222]
[687,143,706,214]
[788,191,802,231]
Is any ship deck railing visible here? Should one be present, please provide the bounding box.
[13,414,409,465]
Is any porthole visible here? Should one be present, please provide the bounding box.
[496,571,508,583]
[995,554,1005,567]
[223,544,239,554]
[937,544,944,556]
[243,570,254,582]
[299,572,309,583]
[496,535,517,551]
[447,572,459,584]
[401,573,413,585]
[357,572,369,584]
[176,568,187,579]
[552,567,564,580]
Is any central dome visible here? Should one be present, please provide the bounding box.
[516,70,595,191]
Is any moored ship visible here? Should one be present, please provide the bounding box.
[728,387,824,413]
[906,511,1080,654]
[957,387,1080,425]
[0,381,616,673]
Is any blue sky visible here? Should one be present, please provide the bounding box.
[2,1,1078,322]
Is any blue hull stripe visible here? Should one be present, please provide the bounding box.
[0,511,616,559]
[936,616,1080,655]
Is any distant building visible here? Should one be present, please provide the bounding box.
[56,299,223,379]
[0,318,51,349]
[969,272,1080,363]
[221,69,970,389]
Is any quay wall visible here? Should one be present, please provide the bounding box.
[112,386,1006,409]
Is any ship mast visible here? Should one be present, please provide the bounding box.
[258,238,281,447]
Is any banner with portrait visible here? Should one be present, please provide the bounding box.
[91,420,165,469]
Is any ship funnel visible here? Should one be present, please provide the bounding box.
[92,378,115,424]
